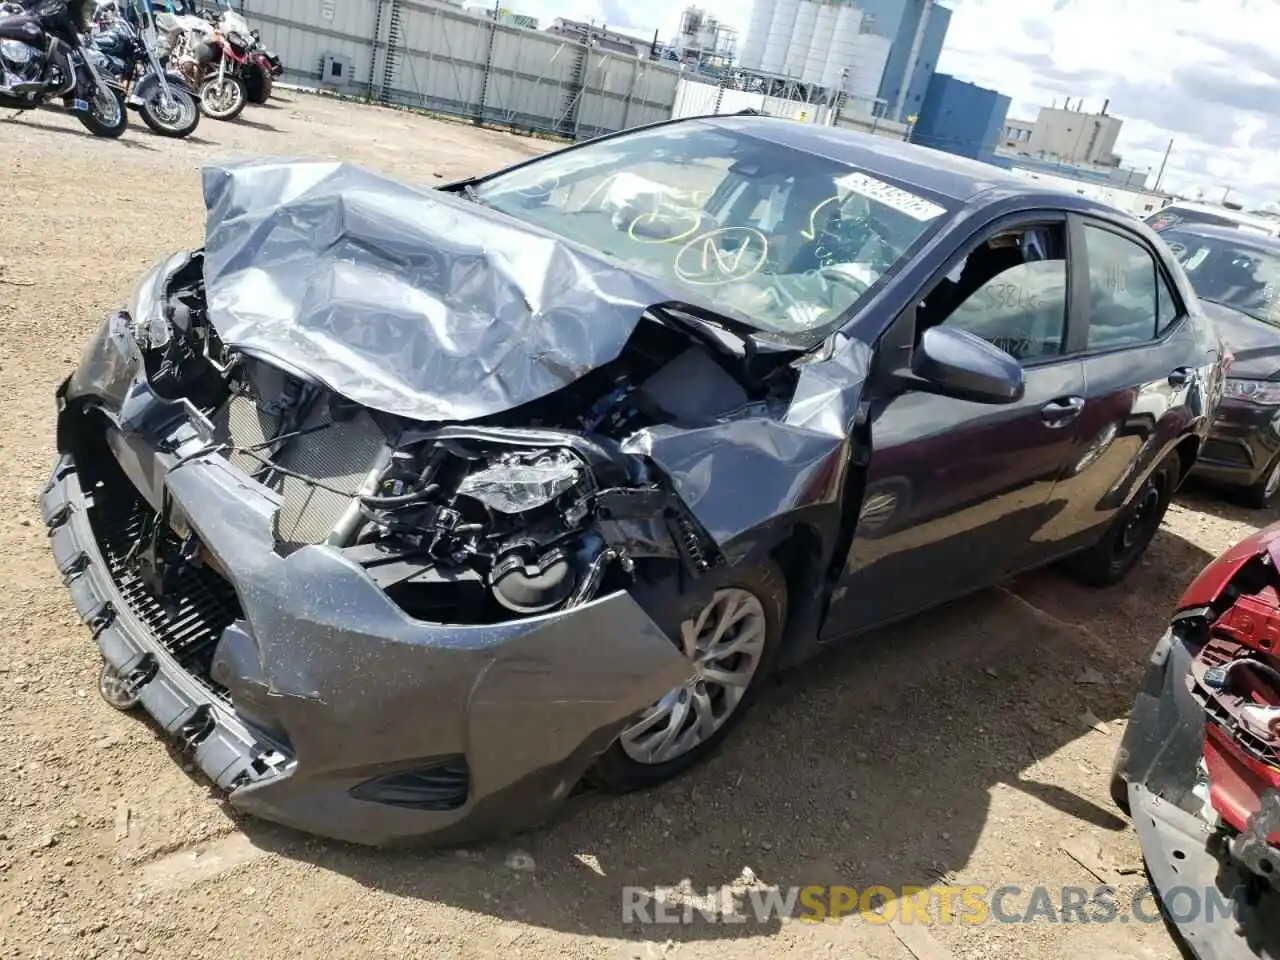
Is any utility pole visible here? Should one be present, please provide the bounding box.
[1154,137,1174,192]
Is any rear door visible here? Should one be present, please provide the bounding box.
[822,212,1089,637]
[1031,215,1200,551]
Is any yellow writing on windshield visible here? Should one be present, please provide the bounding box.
[674,227,769,286]
[801,196,840,241]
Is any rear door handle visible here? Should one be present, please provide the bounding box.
[1168,366,1193,386]
[1041,396,1085,427]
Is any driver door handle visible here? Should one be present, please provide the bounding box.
[1041,396,1085,427]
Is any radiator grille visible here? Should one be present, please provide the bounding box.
[86,481,242,699]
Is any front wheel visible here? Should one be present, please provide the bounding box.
[1243,453,1280,509]
[1063,454,1178,587]
[140,84,200,137]
[75,85,128,138]
[592,559,788,792]
[199,74,246,121]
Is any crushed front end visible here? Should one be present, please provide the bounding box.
[44,252,770,846]
[1113,531,1280,959]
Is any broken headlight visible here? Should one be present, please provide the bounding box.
[456,452,582,514]
[127,254,187,347]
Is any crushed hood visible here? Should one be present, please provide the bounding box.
[200,159,670,422]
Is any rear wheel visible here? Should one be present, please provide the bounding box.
[592,559,787,792]
[199,74,247,121]
[75,85,127,138]
[244,63,272,103]
[1064,454,1178,587]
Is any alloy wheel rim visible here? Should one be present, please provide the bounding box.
[152,92,193,126]
[1264,462,1280,500]
[618,588,767,765]
[94,89,121,126]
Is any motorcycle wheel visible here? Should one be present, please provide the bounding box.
[75,86,128,138]
[140,85,200,137]
[199,74,246,121]
[244,64,271,103]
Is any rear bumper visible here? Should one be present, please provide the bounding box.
[42,442,690,846]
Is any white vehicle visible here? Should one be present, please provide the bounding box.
[1146,201,1280,238]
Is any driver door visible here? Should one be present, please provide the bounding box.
[821,212,1090,638]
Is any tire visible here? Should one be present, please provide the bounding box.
[199,74,247,121]
[245,64,271,103]
[592,558,788,792]
[1064,453,1178,587]
[1243,453,1280,509]
[140,85,200,138]
[75,86,128,138]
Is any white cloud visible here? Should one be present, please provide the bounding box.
[511,0,1280,206]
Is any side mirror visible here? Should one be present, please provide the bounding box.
[909,326,1025,404]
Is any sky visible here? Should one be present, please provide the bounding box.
[506,0,1279,207]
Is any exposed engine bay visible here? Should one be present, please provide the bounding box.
[1184,557,1280,888]
[131,252,785,627]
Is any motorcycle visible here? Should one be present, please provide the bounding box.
[88,1,198,136]
[160,2,250,120]
[0,0,128,137]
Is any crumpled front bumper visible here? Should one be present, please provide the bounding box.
[42,443,692,847]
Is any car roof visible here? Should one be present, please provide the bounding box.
[1158,220,1280,252]
[698,113,1121,215]
[1154,201,1280,234]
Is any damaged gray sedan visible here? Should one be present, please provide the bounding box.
[46,114,1223,845]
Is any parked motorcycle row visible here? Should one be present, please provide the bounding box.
[0,0,281,139]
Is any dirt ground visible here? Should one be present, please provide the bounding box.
[0,94,1269,960]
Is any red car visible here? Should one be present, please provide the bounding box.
[1113,526,1280,958]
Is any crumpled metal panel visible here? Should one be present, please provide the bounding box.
[200,159,669,423]
[624,336,870,546]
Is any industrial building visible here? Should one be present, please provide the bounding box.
[659,7,738,69]
[737,0,894,107]
[997,101,1151,189]
[859,0,950,122]
[911,73,1010,163]
[544,18,650,57]
[735,0,950,122]
[1007,99,1124,166]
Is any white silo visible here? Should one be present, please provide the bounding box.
[842,32,892,110]
[786,0,818,77]
[759,0,798,74]
[801,3,837,84]
[738,0,772,70]
[811,2,855,85]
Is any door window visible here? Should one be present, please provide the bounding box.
[919,224,1068,362]
[1084,225,1178,348]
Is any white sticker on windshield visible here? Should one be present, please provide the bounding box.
[837,172,946,222]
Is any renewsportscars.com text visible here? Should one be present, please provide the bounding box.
[622,883,1244,926]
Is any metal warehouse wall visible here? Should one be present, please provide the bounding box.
[239,0,682,139]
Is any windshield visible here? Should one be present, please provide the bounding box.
[470,120,953,340]
[1161,227,1280,326]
